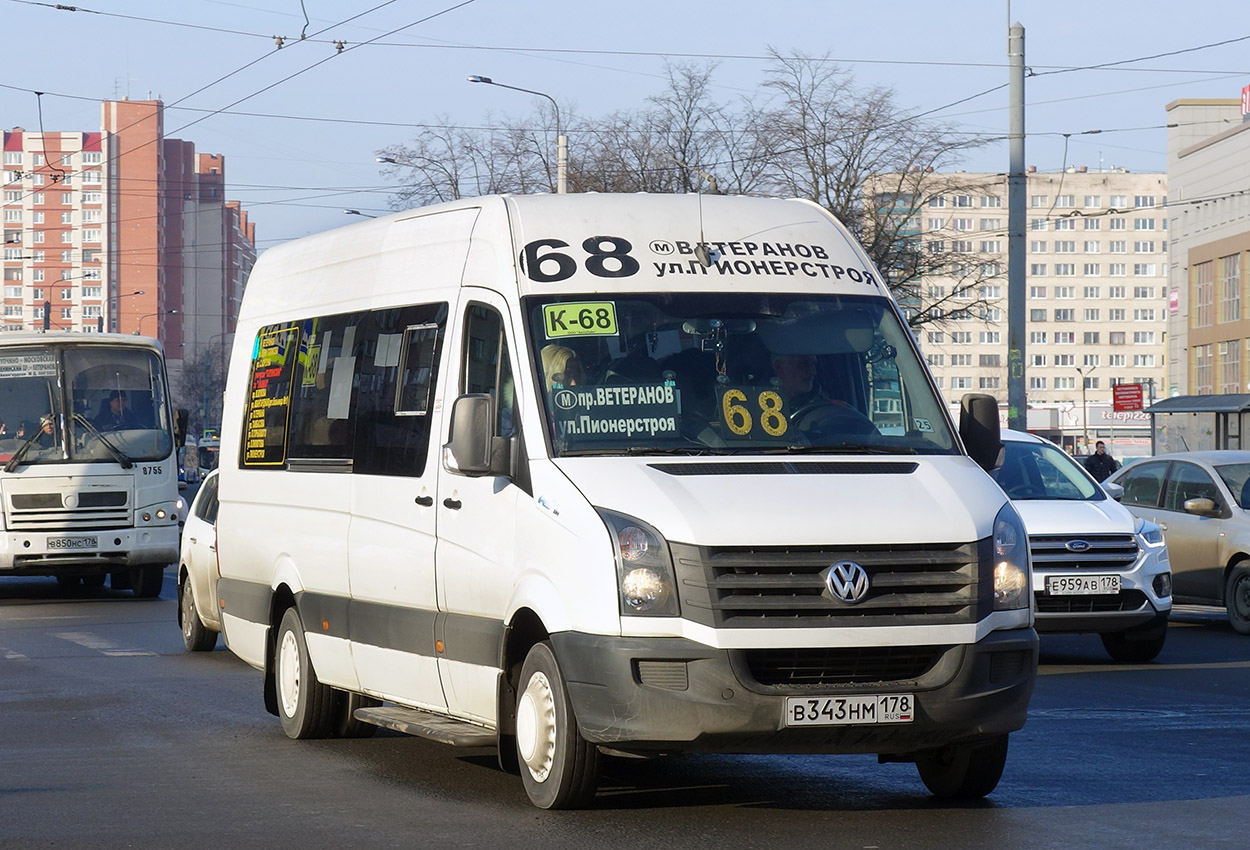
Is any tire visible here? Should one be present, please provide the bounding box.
[274,607,336,739]
[515,641,599,809]
[1225,564,1250,635]
[179,573,218,652]
[1100,622,1167,663]
[131,566,164,598]
[915,734,1009,799]
[333,690,380,739]
[110,571,131,591]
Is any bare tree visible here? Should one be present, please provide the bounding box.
[172,347,228,436]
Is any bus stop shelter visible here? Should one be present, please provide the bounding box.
[1146,394,1250,454]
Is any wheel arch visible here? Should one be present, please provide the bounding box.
[262,583,298,716]
[496,607,550,738]
[1221,552,1250,604]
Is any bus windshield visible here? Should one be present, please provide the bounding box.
[0,344,173,467]
[523,292,957,458]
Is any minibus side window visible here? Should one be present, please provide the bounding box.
[286,313,362,462]
[352,303,448,477]
[461,304,514,437]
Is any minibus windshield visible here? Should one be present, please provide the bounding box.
[523,293,959,458]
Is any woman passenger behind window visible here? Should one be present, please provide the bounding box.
[540,344,585,393]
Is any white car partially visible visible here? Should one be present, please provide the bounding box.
[177,470,220,652]
[990,430,1172,662]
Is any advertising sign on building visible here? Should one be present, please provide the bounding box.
[1113,383,1144,412]
[1243,83,1250,116]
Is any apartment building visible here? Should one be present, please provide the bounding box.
[2,99,254,392]
[1165,95,1250,399]
[872,168,1168,453]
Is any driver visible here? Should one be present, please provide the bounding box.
[94,390,139,431]
[770,353,822,408]
[770,352,875,437]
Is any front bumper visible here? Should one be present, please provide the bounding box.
[0,525,179,575]
[1032,550,1172,635]
[551,627,1037,756]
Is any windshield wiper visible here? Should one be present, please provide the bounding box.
[759,443,919,455]
[74,413,133,468]
[4,428,51,472]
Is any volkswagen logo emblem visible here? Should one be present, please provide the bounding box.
[1065,540,1092,553]
[824,561,870,604]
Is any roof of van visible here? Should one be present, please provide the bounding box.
[240,193,891,318]
[0,332,162,349]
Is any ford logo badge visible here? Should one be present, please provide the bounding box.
[1066,540,1092,553]
[824,561,870,604]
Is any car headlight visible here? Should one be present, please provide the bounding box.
[992,502,1030,610]
[597,509,679,617]
[1134,517,1168,563]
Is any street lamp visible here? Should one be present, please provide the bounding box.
[136,309,178,336]
[1076,365,1096,452]
[343,209,376,218]
[467,74,566,194]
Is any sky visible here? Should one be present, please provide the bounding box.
[1,0,1246,252]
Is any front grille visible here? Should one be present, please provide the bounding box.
[743,645,948,687]
[1034,589,1149,613]
[650,461,919,476]
[671,540,986,629]
[5,488,131,531]
[1030,534,1138,572]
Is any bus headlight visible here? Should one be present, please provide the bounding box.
[992,502,1030,610]
[597,509,679,616]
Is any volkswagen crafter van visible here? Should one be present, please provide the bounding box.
[214,193,1036,809]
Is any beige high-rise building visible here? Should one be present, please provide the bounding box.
[870,168,1167,453]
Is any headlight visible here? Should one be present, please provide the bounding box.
[992,502,1030,610]
[597,509,679,617]
[1135,517,1166,547]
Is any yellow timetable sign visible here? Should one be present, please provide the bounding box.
[543,301,618,339]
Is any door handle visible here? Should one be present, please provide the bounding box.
[415,495,434,507]
[443,498,462,510]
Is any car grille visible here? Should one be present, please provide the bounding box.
[4,487,131,531]
[670,540,987,629]
[1034,589,1149,613]
[1029,534,1138,572]
[742,645,950,687]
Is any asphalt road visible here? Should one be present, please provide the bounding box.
[1,576,1246,850]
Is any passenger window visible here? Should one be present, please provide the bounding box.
[286,313,363,461]
[352,304,448,477]
[1163,463,1220,512]
[461,304,515,437]
[1120,462,1166,507]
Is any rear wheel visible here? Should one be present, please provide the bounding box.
[1226,563,1250,635]
[515,642,599,809]
[274,607,335,739]
[131,565,164,598]
[179,573,218,652]
[1100,621,1167,663]
[915,734,1009,799]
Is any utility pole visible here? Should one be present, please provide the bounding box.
[1006,20,1027,432]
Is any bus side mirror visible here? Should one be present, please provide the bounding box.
[443,394,510,478]
[175,408,189,448]
[959,393,1003,473]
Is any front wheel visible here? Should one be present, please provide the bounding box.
[515,642,599,809]
[915,734,1009,799]
[179,572,218,652]
[274,607,336,739]
[131,565,164,598]
[1226,563,1250,635]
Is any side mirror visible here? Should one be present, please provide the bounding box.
[959,393,1003,472]
[443,393,511,478]
[1101,481,1125,501]
[1183,497,1218,516]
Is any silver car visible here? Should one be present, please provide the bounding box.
[177,470,221,652]
[1107,451,1250,634]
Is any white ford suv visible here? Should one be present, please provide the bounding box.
[990,430,1172,662]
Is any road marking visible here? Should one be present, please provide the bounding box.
[53,631,156,657]
[2,647,28,660]
[1040,659,1250,675]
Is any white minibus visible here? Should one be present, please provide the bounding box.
[215,193,1036,808]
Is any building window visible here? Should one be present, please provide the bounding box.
[978,377,1001,389]
[1029,286,1047,298]
[1055,264,1076,276]
[1110,195,1128,208]
[1056,332,1076,344]
[1030,309,1047,322]
[1133,263,1157,277]
[1134,240,1156,253]
[32,269,43,282]
[1055,218,1075,231]
[1030,195,1048,208]
[1030,354,1047,367]
[1031,219,1049,231]
[1109,263,1127,277]
[1084,309,1100,322]
[929,196,946,208]
[1055,241,1076,253]
[1134,195,1156,208]
[953,195,972,208]
[1084,332,1100,344]
[83,286,102,298]
[1220,254,1242,324]
[1029,241,1047,254]
[1055,195,1075,208]
[979,354,1001,367]
[1133,332,1156,344]
[1109,240,1127,253]
[950,377,971,390]
[1054,376,1075,390]
[979,331,1000,344]
[1054,286,1075,299]
[1109,308,1126,321]
[60,307,72,320]
[1109,354,1125,367]
[1110,218,1126,231]
[1053,309,1074,322]
[927,353,944,367]
[1083,354,1100,367]
[980,218,1001,230]
[1083,241,1101,254]
[979,284,1002,299]
[1134,309,1156,321]
[1030,377,1047,390]
[951,354,972,366]
[1084,377,1100,390]
[1084,195,1101,208]
[83,305,102,318]
[1194,344,1213,394]
[82,229,101,243]
[1084,218,1101,231]
[1054,354,1075,367]
[1030,332,1047,344]
[927,331,944,344]
[1135,353,1159,369]
[1030,263,1047,276]
[82,151,102,164]
[979,240,1001,253]
[928,218,944,232]
[1110,332,1126,345]
[1083,286,1101,299]
[981,196,1002,208]
[81,171,102,184]
[1134,218,1156,231]
[951,332,972,344]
